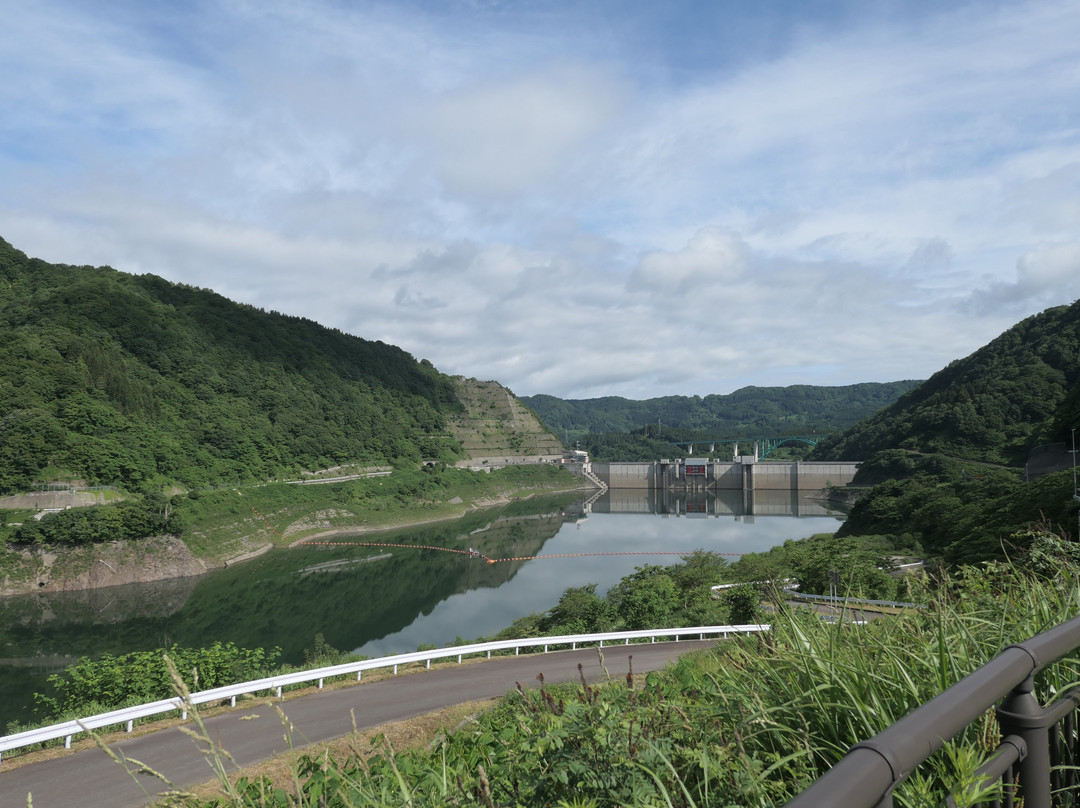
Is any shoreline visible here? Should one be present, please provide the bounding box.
[284,494,522,548]
[1,483,595,597]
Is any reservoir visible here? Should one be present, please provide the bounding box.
[0,488,843,730]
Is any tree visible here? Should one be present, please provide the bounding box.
[539,584,612,634]
[724,584,762,624]
[608,566,680,630]
[792,536,897,600]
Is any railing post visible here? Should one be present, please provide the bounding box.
[996,675,1050,808]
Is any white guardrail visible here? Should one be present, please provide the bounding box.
[0,624,768,765]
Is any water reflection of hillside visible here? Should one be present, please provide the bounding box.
[0,489,841,728]
[0,495,576,728]
[175,508,565,660]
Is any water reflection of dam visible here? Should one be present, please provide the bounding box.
[585,488,843,520]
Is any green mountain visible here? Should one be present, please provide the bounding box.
[810,300,1080,565]
[0,237,467,494]
[522,381,922,441]
[812,300,1080,466]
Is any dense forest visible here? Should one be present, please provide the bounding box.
[0,238,464,494]
[523,381,921,442]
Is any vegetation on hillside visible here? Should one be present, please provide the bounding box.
[838,460,1077,565]
[579,426,690,462]
[36,642,279,720]
[523,381,921,442]
[811,300,1080,465]
[0,464,581,560]
[9,492,183,546]
[180,464,581,559]
[579,423,826,462]
[0,237,464,495]
[793,301,1080,568]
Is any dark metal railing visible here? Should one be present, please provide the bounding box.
[785,613,1080,808]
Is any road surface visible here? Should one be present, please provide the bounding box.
[0,640,719,807]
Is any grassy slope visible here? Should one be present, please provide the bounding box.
[151,538,1080,807]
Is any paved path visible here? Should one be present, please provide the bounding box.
[0,640,718,808]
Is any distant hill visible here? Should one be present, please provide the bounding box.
[522,382,922,441]
[812,300,1080,466]
[0,237,470,494]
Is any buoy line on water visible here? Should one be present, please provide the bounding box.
[239,490,746,565]
[293,539,744,564]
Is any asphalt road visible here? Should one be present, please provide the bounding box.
[0,640,719,808]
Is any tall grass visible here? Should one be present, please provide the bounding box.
[103,551,1080,807]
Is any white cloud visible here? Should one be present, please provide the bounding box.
[414,66,625,198]
[630,228,747,294]
[968,242,1080,314]
[2,0,1079,400]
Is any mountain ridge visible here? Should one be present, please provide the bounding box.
[522,381,922,441]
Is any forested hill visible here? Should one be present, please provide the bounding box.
[811,300,1080,466]
[522,381,921,440]
[0,237,465,494]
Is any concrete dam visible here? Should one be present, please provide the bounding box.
[588,458,859,491]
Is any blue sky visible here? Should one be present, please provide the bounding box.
[3,0,1079,399]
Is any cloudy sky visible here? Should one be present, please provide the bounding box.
[3,0,1079,400]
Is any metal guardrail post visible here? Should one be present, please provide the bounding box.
[996,674,1050,808]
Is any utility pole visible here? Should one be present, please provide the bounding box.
[1072,428,1079,537]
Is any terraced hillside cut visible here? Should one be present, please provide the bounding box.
[448,378,564,464]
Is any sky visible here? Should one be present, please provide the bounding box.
[2,0,1079,400]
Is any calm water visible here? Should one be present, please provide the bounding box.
[0,489,842,729]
